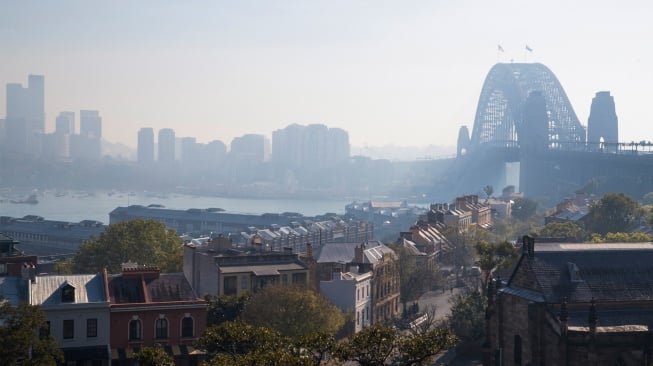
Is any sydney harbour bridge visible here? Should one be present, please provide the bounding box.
[447,62,653,200]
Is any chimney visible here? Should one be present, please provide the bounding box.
[354,243,365,263]
[305,243,312,259]
[522,235,535,258]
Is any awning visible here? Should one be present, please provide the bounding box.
[63,346,109,361]
[112,345,201,360]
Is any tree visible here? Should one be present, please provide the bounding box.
[241,285,344,338]
[332,324,398,366]
[587,193,639,235]
[393,244,443,313]
[448,288,486,342]
[643,192,653,205]
[0,301,63,365]
[73,219,183,273]
[332,323,457,366]
[395,327,457,366]
[511,198,537,221]
[134,346,174,366]
[205,293,251,326]
[483,185,494,200]
[474,241,519,293]
[539,221,586,242]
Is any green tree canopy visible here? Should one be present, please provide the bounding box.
[205,293,251,326]
[0,301,63,365]
[333,324,457,366]
[587,193,639,235]
[448,289,487,342]
[133,346,174,366]
[483,185,494,199]
[511,198,538,221]
[241,285,344,338]
[539,221,586,242]
[643,192,653,205]
[73,219,183,273]
[474,241,519,292]
[393,244,444,313]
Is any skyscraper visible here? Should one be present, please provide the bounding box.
[4,75,45,156]
[72,110,102,160]
[55,112,75,135]
[6,74,45,134]
[80,110,102,139]
[158,128,176,164]
[138,128,155,164]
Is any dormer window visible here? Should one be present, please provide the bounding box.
[61,282,75,303]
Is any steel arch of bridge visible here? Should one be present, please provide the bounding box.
[470,63,586,150]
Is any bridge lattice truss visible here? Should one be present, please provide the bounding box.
[470,63,586,149]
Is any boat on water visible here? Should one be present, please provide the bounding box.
[10,194,39,204]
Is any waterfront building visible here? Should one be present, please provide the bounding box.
[0,215,106,256]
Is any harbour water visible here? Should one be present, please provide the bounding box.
[0,190,352,224]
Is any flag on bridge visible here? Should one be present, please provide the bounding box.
[498,45,505,52]
[525,45,533,52]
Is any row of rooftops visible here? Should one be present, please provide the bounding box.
[1,263,202,308]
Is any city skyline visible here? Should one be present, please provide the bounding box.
[2,1,653,150]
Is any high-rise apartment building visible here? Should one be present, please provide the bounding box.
[230,134,269,163]
[137,127,155,164]
[6,74,45,134]
[271,124,350,169]
[158,128,175,163]
[55,112,75,135]
[79,110,102,139]
[4,75,45,156]
[71,110,102,160]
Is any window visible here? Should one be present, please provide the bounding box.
[181,316,194,338]
[39,321,50,339]
[241,276,248,289]
[61,284,75,303]
[155,318,168,339]
[63,319,74,339]
[129,319,142,340]
[86,318,97,338]
[224,276,237,295]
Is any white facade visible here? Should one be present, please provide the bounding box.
[30,273,111,365]
[320,270,372,333]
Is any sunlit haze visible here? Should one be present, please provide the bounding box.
[2,0,652,152]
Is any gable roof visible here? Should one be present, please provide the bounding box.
[509,243,653,304]
[315,241,395,264]
[30,274,106,306]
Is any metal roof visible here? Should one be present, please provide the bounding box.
[30,274,106,306]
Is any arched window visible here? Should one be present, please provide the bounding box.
[155,318,168,339]
[181,316,194,338]
[129,319,142,340]
[514,335,522,365]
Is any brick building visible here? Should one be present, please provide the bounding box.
[107,264,207,366]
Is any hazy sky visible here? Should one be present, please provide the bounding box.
[2,0,652,150]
